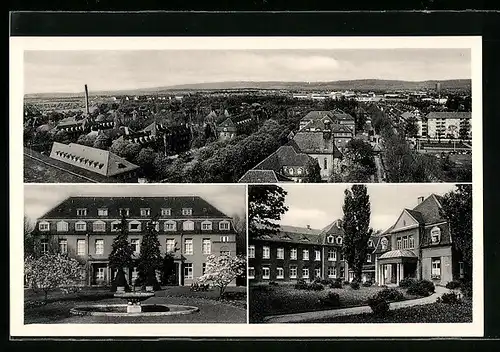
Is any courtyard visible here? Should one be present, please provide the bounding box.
[24,286,247,324]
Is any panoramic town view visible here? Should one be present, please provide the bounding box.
[23,184,247,324]
[248,184,472,323]
[23,49,472,184]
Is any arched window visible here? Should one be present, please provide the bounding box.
[93,220,106,232]
[201,220,212,231]
[164,220,176,231]
[336,237,343,245]
[327,235,334,244]
[219,220,230,231]
[288,167,294,175]
[430,226,441,243]
[111,220,121,232]
[39,221,50,232]
[183,220,195,231]
[56,221,68,232]
[381,237,388,250]
[75,221,87,232]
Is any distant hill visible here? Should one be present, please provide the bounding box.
[25,79,471,99]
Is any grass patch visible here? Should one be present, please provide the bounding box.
[249,283,416,323]
[308,300,473,323]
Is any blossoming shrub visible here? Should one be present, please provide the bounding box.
[24,254,85,301]
[195,254,246,298]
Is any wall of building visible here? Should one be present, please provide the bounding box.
[308,153,334,180]
[421,245,453,286]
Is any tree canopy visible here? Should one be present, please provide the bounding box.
[248,185,288,239]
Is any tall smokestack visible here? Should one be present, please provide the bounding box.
[84,84,90,115]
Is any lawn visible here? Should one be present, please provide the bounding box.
[307,300,473,323]
[24,285,247,324]
[249,283,417,323]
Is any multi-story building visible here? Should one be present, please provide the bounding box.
[217,112,257,141]
[418,112,472,139]
[32,196,238,287]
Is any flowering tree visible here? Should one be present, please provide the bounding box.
[24,253,84,301]
[196,254,246,298]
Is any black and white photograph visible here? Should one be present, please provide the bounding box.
[23,184,247,324]
[23,47,472,184]
[248,183,473,324]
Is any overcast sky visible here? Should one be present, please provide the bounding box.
[277,184,459,232]
[24,49,471,94]
[24,184,246,221]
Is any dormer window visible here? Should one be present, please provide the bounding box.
[76,208,87,216]
[297,168,303,175]
[381,237,388,250]
[140,208,150,217]
[164,220,176,231]
[56,221,68,232]
[201,221,212,231]
[128,221,141,232]
[98,208,108,216]
[161,208,171,216]
[219,221,230,231]
[368,240,373,247]
[39,221,50,232]
[111,220,121,232]
[183,220,195,231]
[327,235,334,244]
[75,221,87,232]
[119,208,129,217]
[431,226,441,244]
[288,168,294,175]
[93,221,106,232]
[182,208,193,216]
[336,237,343,245]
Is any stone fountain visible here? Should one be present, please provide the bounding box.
[113,291,155,313]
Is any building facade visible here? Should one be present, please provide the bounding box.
[418,112,472,139]
[32,196,238,287]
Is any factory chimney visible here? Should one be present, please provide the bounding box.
[84,84,90,115]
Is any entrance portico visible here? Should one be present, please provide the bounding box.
[377,249,418,286]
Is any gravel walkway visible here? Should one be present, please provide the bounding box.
[263,286,450,323]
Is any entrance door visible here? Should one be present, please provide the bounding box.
[93,264,107,286]
[390,263,397,284]
[172,262,180,286]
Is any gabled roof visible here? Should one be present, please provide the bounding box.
[301,110,334,122]
[254,224,323,244]
[412,194,445,225]
[426,112,471,120]
[238,170,286,183]
[405,208,425,224]
[293,132,336,154]
[40,196,231,220]
[50,142,140,177]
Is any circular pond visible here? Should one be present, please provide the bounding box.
[70,304,199,317]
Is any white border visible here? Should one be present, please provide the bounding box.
[10,36,483,337]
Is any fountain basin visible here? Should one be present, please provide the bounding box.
[70,304,199,317]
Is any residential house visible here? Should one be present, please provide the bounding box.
[418,112,472,139]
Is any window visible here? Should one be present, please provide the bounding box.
[288,167,294,175]
[263,246,270,259]
[248,245,255,258]
[158,236,172,253]
[219,221,230,231]
[131,267,138,284]
[75,221,87,232]
[41,239,49,253]
[119,208,129,216]
[459,261,465,279]
[297,168,303,175]
[131,239,140,255]
[277,248,284,259]
[220,236,230,242]
[111,221,121,232]
[76,208,87,216]
[182,208,193,216]
[366,254,372,263]
[381,237,388,250]
[184,239,193,255]
[56,221,68,232]
[336,237,343,245]
[183,221,194,231]
[340,253,345,261]
[77,239,86,256]
[95,239,104,255]
[220,250,230,256]
[184,263,193,279]
[201,221,212,231]
[328,266,336,278]
[302,268,309,279]
[96,267,105,280]
[290,265,298,279]
[129,221,141,231]
[93,221,106,232]
[368,240,373,247]
[98,208,108,216]
[315,250,321,261]
[328,249,337,261]
[140,208,150,216]
[323,158,328,170]
[39,222,50,231]
[403,237,408,249]
[431,258,441,279]
[202,239,211,254]
[303,249,309,260]
[164,221,176,231]
[59,239,68,254]
[161,208,171,216]
[327,236,334,244]
[276,267,284,279]
[431,227,441,243]
[409,235,415,249]
[397,238,402,250]
[315,268,321,279]
[290,248,297,260]
[262,267,270,279]
[248,267,255,279]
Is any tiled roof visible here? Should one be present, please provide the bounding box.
[412,194,446,225]
[301,111,334,122]
[40,196,231,219]
[238,170,282,183]
[405,209,425,224]
[293,131,336,154]
[254,224,322,244]
[50,142,140,177]
[426,112,471,120]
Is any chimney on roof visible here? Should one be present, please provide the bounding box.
[418,196,424,204]
[84,84,90,115]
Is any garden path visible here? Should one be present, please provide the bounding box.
[263,285,450,323]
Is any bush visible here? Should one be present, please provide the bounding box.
[446,280,461,290]
[343,281,350,285]
[350,280,360,290]
[294,279,308,290]
[268,281,279,286]
[362,280,373,287]
[399,277,417,288]
[190,282,210,292]
[309,282,324,291]
[329,280,343,289]
[320,278,334,286]
[407,280,435,297]
[376,288,404,302]
[367,296,390,316]
[436,292,461,304]
[460,279,473,298]
[320,292,341,307]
